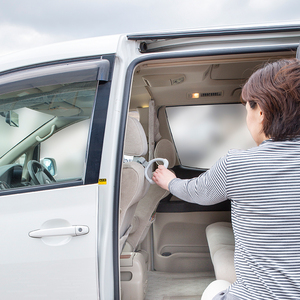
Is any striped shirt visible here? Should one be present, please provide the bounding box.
[169,138,300,300]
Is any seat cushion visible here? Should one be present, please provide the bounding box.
[206,222,236,283]
[213,246,236,283]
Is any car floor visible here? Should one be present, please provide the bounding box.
[145,271,215,300]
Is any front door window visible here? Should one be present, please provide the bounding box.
[0,81,97,190]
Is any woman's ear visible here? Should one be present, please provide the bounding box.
[257,104,264,123]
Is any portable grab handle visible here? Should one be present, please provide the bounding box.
[145,158,169,184]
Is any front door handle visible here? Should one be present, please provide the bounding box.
[29,225,89,238]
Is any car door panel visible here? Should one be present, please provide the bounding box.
[153,210,231,273]
[0,184,99,299]
[153,166,231,273]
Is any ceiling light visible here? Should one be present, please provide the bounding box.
[187,93,200,99]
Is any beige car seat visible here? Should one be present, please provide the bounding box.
[119,117,150,251]
[126,139,177,251]
[206,222,236,283]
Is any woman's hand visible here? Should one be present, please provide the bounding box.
[152,165,177,191]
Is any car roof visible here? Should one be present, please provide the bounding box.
[0,34,122,74]
[0,22,300,75]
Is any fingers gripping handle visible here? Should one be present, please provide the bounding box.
[145,158,169,184]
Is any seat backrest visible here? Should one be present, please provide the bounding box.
[119,117,149,251]
[126,139,177,251]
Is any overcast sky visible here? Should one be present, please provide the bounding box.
[0,0,300,56]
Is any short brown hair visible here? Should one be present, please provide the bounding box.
[241,58,300,141]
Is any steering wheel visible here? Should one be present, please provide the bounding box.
[27,160,56,185]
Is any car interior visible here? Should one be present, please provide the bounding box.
[0,81,97,190]
[120,50,295,300]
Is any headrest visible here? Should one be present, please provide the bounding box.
[154,139,177,168]
[124,117,148,156]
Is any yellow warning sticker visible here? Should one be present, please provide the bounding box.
[98,179,107,185]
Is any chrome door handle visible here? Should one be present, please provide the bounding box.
[29,225,89,238]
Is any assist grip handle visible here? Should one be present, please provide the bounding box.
[145,158,169,184]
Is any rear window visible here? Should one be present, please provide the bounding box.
[166,104,256,169]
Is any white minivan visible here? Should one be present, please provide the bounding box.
[0,24,299,300]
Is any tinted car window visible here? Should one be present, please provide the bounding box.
[166,104,256,169]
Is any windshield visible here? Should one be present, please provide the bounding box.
[166,104,256,169]
[0,108,53,157]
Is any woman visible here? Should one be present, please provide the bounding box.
[152,58,300,300]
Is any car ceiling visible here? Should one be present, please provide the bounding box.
[130,52,294,109]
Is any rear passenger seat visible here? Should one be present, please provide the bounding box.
[206,222,236,284]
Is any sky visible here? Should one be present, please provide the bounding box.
[0,0,300,56]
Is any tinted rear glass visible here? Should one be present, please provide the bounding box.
[166,104,256,169]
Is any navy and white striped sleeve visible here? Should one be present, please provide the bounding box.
[168,155,228,205]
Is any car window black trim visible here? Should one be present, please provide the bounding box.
[0,179,84,196]
[84,54,115,185]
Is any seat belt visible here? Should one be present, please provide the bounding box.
[148,99,155,161]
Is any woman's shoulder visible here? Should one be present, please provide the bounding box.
[226,138,300,161]
[225,143,270,166]
[227,145,259,157]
